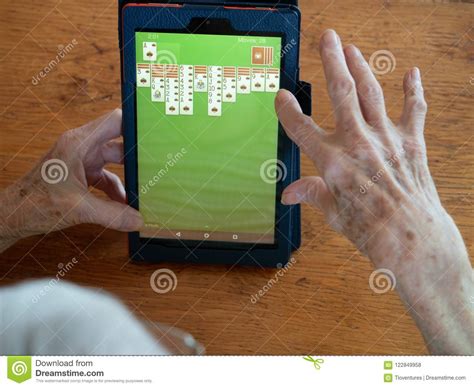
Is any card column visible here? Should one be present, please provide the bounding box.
[179,65,194,115]
[151,64,165,102]
[237,67,251,94]
[194,65,208,93]
[223,66,237,103]
[208,66,222,117]
[165,64,179,115]
[251,68,265,92]
[137,64,151,87]
[265,68,280,92]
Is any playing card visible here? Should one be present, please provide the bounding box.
[137,63,151,87]
[265,68,280,92]
[237,67,251,95]
[251,46,273,66]
[194,65,208,93]
[143,42,157,61]
[251,68,265,92]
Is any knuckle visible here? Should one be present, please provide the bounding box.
[407,96,427,113]
[338,114,364,133]
[359,82,383,102]
[294,114,315,133]
[330,78,356,98]
[57,129,79,149]
[415,98,428,113]
[407,82,424,97]
[403,138,426,160]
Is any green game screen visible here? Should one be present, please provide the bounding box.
[135,32,282,244]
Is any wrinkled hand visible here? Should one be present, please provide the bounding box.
[276,30,473,354]
[0,109,143,250]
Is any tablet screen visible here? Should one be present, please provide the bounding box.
[135,32,282,244]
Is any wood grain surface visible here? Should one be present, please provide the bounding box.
[0,0,472,355]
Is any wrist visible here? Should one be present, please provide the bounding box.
[0,182,36,251]
[389,209,474,354]
[398,267,473,354]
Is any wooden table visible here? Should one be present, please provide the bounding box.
[0,0,472,355]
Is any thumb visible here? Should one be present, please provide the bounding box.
[275,90,325,164]
[282,176,335,212]
[79,193,144,232]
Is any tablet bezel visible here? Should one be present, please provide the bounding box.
[121,3,301,266]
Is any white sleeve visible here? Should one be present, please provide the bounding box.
[0,279,171,355]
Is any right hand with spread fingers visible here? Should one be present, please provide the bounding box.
[275,29,473,355]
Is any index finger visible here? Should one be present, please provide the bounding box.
[80,109,123,145]
[319,30,364,127]
[275,89,326,167]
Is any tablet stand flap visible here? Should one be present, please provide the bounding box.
[289,80,311,251]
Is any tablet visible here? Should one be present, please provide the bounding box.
[119,1,311,266]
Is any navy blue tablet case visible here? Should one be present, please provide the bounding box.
[119,0,312,266]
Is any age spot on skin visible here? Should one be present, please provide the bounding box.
[19,188,27,197]
[406,230,415,241]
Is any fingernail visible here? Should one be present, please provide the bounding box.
[281,192,302,205]
[345,44,360,59]
[412,67,420,81]
[323,29,339,48]
[126,212,144,230]
[276,89,290,103]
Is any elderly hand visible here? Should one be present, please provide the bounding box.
[0,109,143,251]
[276,29,473,354]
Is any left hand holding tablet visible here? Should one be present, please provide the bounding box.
[0,109,143,252]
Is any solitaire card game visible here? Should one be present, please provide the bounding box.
[135,32,282,244]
